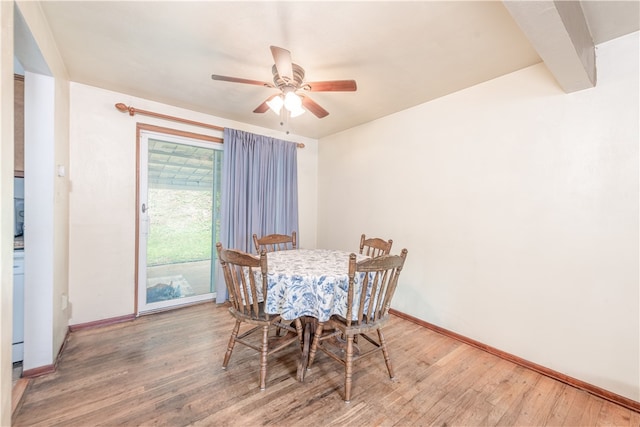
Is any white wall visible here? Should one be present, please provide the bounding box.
[13,0,71,374]
[2,2,71,420]
[23,72,55,370]
[0,2,15,424]
[317,32,639,401]
[68,83,317,325]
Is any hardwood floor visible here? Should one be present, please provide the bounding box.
[12,303,639,426]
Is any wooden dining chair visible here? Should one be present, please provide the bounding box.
[307,248,408,402]
[253,231,297,253]
[216,243,303,390]
[359,233,393,257]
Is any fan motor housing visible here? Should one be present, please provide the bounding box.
[272,63,305,90]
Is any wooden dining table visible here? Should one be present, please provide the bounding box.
[261,248,369,381]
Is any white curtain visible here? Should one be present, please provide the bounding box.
[216,128,299,301]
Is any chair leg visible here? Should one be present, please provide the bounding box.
[308,322,325,368]
[377,328,395,379]
[222,320,241,369]
[258,325,270,390]
[294,318,304,349]
[344,334,354,403]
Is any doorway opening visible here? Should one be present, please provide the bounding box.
[137,127,223,314]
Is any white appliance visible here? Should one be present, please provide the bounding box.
[13,250,24,363]
[13,177,25,363]
[14,177,24,236]
[15,198,24,236]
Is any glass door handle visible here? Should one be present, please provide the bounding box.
[141,203,147,213]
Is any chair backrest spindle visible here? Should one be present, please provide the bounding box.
[253,231,297,253]
[346,249,408,327]
[359,234,393,257]
[216,243,269,320]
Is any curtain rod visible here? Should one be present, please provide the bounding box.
[115,103,305,148]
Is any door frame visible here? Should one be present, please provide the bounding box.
[135,123,223,315]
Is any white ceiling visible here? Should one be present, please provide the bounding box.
[25,1,640,139]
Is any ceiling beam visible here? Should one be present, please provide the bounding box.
[503,0,595,93]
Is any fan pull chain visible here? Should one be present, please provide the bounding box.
[279,108,291,135]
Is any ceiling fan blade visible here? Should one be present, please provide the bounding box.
[301,95,329,118]
[211,74,273,88]
[270,46,293,82]
[304,80,357,92]
[253,94,279,113]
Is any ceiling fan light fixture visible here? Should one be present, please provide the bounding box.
[289,105,305,117]
[266,95,284,114]
[284,91,303,111]
[283,91,305,117]
[267,92,305,117]
[212,46,357,121]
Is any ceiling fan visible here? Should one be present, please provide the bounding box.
[211,46,357,119]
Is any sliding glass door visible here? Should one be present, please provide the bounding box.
[138,129,223,313]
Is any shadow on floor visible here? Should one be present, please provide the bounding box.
[147,259,212,296]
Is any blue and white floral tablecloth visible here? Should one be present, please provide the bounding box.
[264,249,369,322]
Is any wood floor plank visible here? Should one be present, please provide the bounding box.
[629,408,640,426]
[509,374,566,426]
[445,358,519,426]
[563,387,596,426]
[11,302,638,426]
[413,347,502,425]
[542,383,576,426]
[490,367,543,425]
[394,345,495,425]
[579,394,605,426]
[596,403,635,427]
